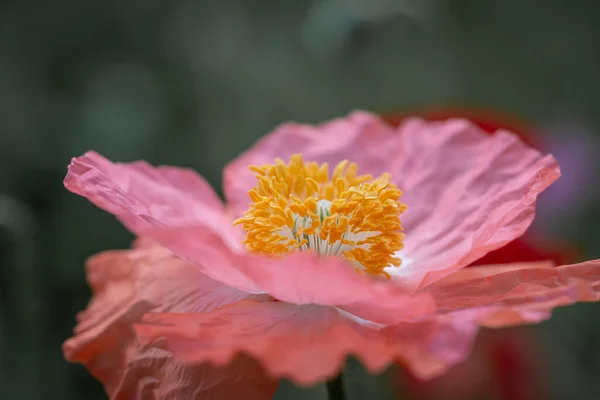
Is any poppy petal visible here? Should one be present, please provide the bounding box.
[63,244,275,399]
[136,300,480,385]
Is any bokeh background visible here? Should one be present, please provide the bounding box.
[1,0,599,399]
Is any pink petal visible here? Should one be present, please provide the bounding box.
[242,251,436,325]
[136,301,480,385]
[176,228,436,324]
[64,151,260,293]
[63,243,276,399]
[223,112,559,292]
[389,118,560,290]
[223,111,401,218]
[425,260,600,324]
[474,307,552,328]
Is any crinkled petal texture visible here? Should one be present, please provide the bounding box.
[136,259,600,385]
[64,151,260,293]
[224,111,560,291]
[63,242,276,400]
[136,301,479,385]
[425,259,600,327]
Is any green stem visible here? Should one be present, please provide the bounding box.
[326,373,347,400]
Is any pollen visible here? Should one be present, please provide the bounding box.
[233,154,407,278]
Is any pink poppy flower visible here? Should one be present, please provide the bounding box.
[63,111,600,399]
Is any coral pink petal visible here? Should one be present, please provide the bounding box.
[242,251,436,324]
[387,118,560,290]
[136,301,481,385]
[114,345,276,400]
[441,305,553,329]
[186,229,436,324]
[63,244,275,399]
[224,111,401,218]
[426,260,600,321]
[64,151,260,293]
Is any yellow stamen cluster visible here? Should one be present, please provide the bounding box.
[233,154,407,277]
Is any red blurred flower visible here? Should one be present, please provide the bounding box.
[382,106,540,147]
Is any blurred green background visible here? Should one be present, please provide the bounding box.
[1,0,599,399]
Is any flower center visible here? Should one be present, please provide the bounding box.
[233,154,407,277]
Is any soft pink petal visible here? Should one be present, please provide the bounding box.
[174,228,436,324]
[439,305,553,329]
[223,112,559,292]
[223,111,401,218]
[426,260,600,322]
[389,118,560,290]
[136,301,480,385]
[64,151,260,293]
[240,251,436,324]
[475,307,552,328]
[63,244,276,399]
